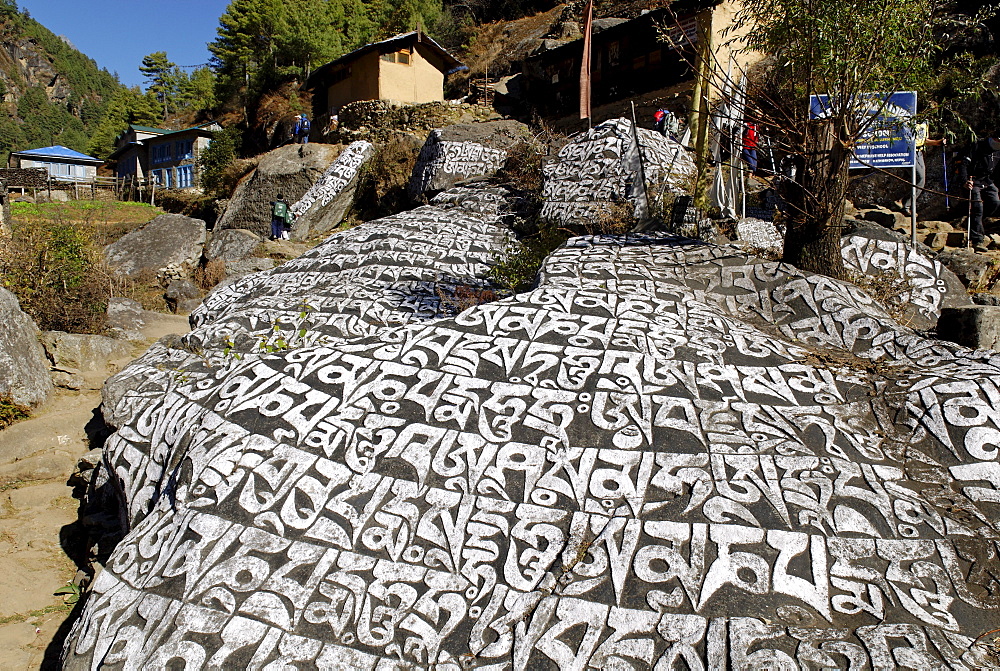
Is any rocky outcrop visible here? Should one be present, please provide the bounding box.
[40,331,131,390]
[204,228,261,264]
[0,288,52,408]
[104,214,207,278]
[64,175,1000,668]
[289,141,373,240]
[216,143,346,238]
[408,120,532,199]
[541,117,696,226]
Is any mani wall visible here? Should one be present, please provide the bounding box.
[60,123,1000,669]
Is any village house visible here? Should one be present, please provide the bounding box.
[305,31,467,124]
[523,0,755,127]
[7,145,103,181]
[106,122,221,189]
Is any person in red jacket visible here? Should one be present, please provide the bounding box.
[742,121,759,173]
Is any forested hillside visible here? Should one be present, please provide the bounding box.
[0,0,124,162]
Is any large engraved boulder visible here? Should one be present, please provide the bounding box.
[541,117,696,226]
[841,221,972,330]
[0,287,52,408]
[64,196,1000,666]
[216,143,345,238]
[289,140,373,240]
[104,213,207,278]
[408,119,531,199]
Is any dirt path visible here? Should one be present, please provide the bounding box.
[0,313,190,670]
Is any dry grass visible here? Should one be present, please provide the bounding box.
[193,259,226,292]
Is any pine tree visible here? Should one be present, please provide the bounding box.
[140,51,177,120]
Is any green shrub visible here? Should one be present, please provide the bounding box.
[0,397,30,429]
[353,134,423,221]
[0,220,112,333]
[489,217,570,292]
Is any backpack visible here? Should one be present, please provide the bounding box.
[272,200,288,219]
[300,117,311,133]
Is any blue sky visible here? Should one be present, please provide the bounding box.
[17,0,231,88]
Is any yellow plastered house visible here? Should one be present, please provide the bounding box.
[305,32,468,119]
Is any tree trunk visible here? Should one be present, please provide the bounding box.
[781,120,850,279]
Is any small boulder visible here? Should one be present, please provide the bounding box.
[0,288,53,408]
[175,298,202,314]
[39,331,131,373]
[936,248,997,289]
[104,214,207,278]
[204,228,260,263]
[972,293,1000,306]
[165,279,202,313]
[938,305,1000,350]
[106,297,146,341]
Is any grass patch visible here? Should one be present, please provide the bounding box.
[10,200,162,245]
[0,397,30,430]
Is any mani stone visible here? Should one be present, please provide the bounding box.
[104,214,207,278]
[408,119,531,199]
[215,143,345,238]
[289,140,374,240]
[540,117,695,226]
[938,305,1000,350]
[0,287,52,408]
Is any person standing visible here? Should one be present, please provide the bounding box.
[297,114,311,144]
[742,120,759,173]
[902,121,945,216]
[955,132,1000,252]
[270,194,290,240]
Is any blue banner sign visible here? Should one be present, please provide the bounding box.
[809,91,917,169]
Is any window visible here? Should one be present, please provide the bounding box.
[329,66,351,85]
[174,139,194,160]
[380,48,411,64]
[176,165,193,188]
[152,168,171,187]
[151,143,171,164]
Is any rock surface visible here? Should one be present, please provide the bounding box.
[541,117,696,226]
[289,140,373,240]
[104,214,207,278]
[0,287,52,407]
[204,228,261,264]
[408,120,531,199]
[216,143,345,238]
[63,185,1000,668]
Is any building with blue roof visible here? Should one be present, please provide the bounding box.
[8,145,104,181]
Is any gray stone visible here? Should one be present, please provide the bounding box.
[204,228,261,263]
[408,120,531,199]
[63,152,1000,669]
[175,298,202,314]
[936,247,997,288]
[216,143,345,238]
[938,305,1000,350]
[861,208,906,229]
[290,141,373,240]
[165,279,201,313]
[972,292,1000,306]
[39,331,130,373]
[104,213,207,278]
[225,257,276,278]
[106,298,145,332]
[0,288,52,408]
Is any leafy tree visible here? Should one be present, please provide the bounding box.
[140,51,177,120]
[198,125,243,196]
[176,66,217,111]
[731,0,938,278]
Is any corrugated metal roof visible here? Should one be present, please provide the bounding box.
[12,145,103,163]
